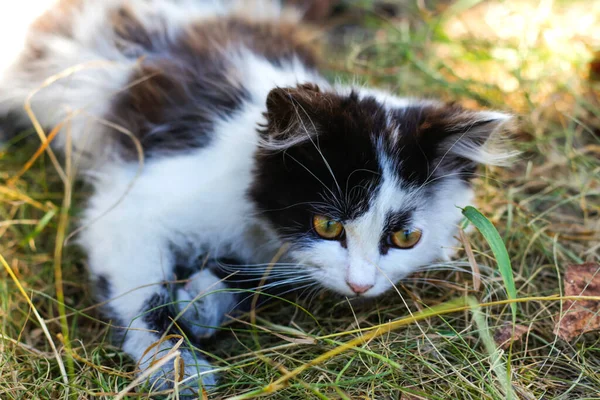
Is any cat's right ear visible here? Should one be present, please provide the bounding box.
[263,83,322,143]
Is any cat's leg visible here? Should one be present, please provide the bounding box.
[81,192,220,394]
[174,260,298,335]
[174,268,239,339]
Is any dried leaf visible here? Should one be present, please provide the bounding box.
[493,323,528,349]
[554,262,600,342]
[175,355,185,383]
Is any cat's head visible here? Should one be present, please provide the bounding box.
[250,83,513,297]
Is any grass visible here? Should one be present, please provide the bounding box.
[1,0,600,398]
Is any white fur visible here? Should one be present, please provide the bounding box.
[448,111,517,166]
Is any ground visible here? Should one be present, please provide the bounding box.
[1,0,599,399]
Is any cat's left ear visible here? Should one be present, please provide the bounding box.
[418,104,517,173]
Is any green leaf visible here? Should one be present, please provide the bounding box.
[462,206,517,320]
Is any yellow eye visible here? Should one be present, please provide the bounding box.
[313,215,344,240]
[390,228,422,249]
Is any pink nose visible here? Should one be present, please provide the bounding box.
[347,282,373,295]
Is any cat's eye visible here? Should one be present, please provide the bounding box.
[390,228,422,249]
[313,215,344,240]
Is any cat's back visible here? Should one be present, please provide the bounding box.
[1,0,322,163]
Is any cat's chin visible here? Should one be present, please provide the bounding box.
[319,287,392,304]
[355,285,390,298]
[317,282,391,299]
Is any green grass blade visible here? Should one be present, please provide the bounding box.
[19,208,57,247]
[462,206,517,320]
[468,298,516,400]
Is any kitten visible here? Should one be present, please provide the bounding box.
[0,0,512,394]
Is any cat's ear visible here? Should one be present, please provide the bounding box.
[263,83,323,142]
[417,104,517,174]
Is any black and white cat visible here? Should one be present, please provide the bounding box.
[0,0,513,394]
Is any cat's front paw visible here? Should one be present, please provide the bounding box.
[140,344,217,397]
[175,269,237,339]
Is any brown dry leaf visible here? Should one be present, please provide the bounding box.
[554,262,600,342]
[494,323,529,350]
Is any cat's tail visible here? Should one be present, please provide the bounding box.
[0,0,294,165]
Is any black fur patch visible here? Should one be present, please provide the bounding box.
[94,274,112,301]
[107,14,318,158]
[142,290,178,337]
[386,104,496,184]
[0,113,23,144]
[109,57,250,158]
[251,88,387,244]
